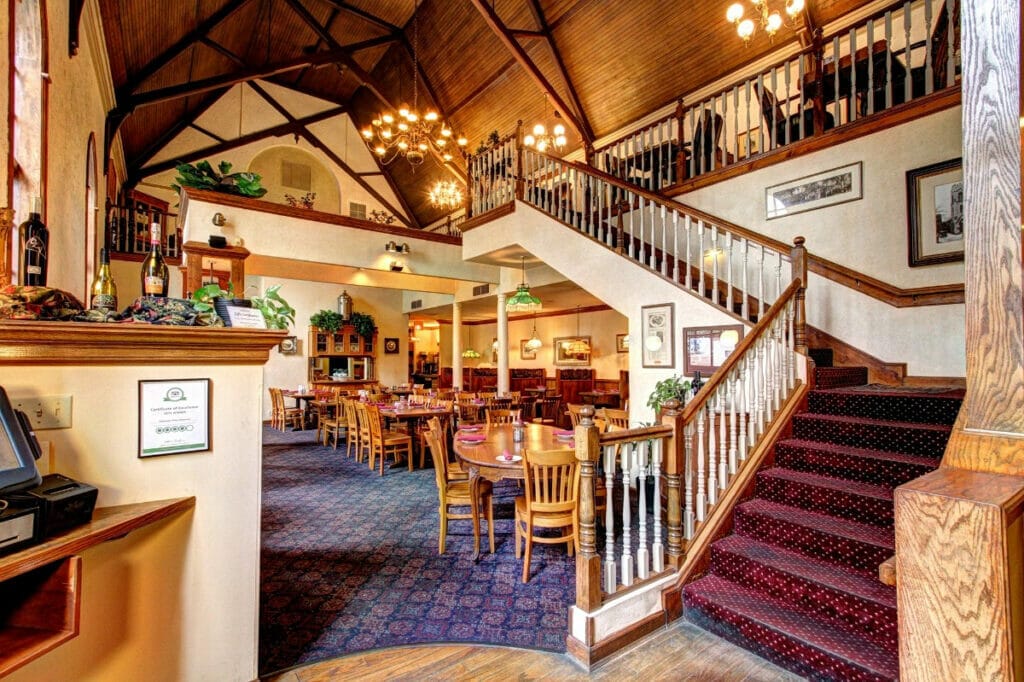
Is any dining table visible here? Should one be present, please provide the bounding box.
[453,422,575,560]
[282,390,317,428]
[379,404,454,462]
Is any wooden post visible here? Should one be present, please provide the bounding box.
[810,30,826,137]
[464,151,474,218]
[0,208,13,287]
[514,120,525,202]
[790,236,808,354]
[674,98,686,182]
[661,398,685,567]
[575,404,602,611]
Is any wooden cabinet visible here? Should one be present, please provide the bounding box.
[107,190,181,263]
[308,325,377,382]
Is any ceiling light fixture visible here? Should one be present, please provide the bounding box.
[564,305,590,355]
[523,108,567,154]
[461,327,481,359]
[506,256,542,314]
[361,1,466,165]
[428,180,463,210]
[526,314,543,350]
[727,0,805,43]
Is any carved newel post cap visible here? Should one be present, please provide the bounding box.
[793,236,805,247]
[580,404,596,425]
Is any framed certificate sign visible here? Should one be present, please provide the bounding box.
[139,379,211,458]
[684,325,744,375]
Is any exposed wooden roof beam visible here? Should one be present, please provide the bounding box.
[511,29,546,39]
[130,105,347,183]
[315,0,402,34]
[199,36,246,67]
[447,58,517,115]
[524,0,593,149]
[467,0,593,145]
[189,122,226,143]
[247,82,417,227]
[120,0,253,99]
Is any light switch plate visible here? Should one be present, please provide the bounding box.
[12,395,73,430]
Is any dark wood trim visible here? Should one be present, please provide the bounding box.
[459,201,516,231]
[806,324,907,385]
[566,611,666,669]
[189,122,225,144]
[198,36,246,66]
[179,188,460,244]
[467,0,594,145]
[445,303,613,326]
[808,255,965,307]
[316,0,401,33]
[120,0,252,98]
[132,106,346,182]
[667,87,962,195]
[125,89,229,180]
[447,58,517,115]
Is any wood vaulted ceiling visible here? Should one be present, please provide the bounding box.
[100,0,876,227]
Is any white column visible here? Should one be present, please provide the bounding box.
[497,293,509,394]
[452,302,463,392]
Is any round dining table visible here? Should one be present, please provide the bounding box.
[453,422,574,560]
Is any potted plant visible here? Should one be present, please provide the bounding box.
[310,309,343,333]
[251,285,295,330]
[171,160,267,198]
[646,374,691,415]
[349,312,376,340]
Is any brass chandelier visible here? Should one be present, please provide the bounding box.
[429,180,463,210]
[727,0,805,43]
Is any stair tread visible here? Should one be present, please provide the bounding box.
[713,535,896,607]
[812,386,965,400]
[759,467,894,500]
[794,412,952,432]
[739,499,894,551]
[776,438,941,466]
[686,574,898,678]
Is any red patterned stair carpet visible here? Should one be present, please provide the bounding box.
[683,368,964,681]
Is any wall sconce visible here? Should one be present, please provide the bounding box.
[389,260,404,272]
[385,241,410,254]
[211,212,227,227]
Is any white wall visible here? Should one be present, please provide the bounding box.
[3,362,264,682]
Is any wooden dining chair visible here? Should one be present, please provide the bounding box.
[419,405,453,469]
[532,396,563,425]
[319,398,347,449]
[425,416,465,480]
[566,403,587,427]
[343,398,361,458]
[485,408,521,426]
[353,402,374,463]
[424,429,494,555]
[515,448,580,583]
[597,408,630,431]
[365,403,413,475]
[269,388,303,431]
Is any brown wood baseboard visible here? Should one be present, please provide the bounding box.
[566,610,666,669]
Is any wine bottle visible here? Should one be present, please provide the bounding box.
[19,196,48,287]
[90,248,118,311]
[140,222,169,298]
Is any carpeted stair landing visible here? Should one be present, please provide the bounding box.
[683,369,963,681]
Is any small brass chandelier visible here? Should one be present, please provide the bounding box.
[506,256,542,314]
[523,110,567,154]
[727,0,805,43]
[428,180,463,210]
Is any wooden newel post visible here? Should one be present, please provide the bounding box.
[790,236,808,354]
[465,151,475,218]
[514,120,525,201]
[674,98,686,182]
[810,30,826,137]
[661,398,685,567]
[575,404,602,611]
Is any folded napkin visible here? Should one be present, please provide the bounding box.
[457,433,487,442]
[553,429,574,437]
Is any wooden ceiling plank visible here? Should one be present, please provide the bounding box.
[131,105,347,182]
[246,81,417,228]
[525,0,594,150]
[199,36,246,67]
[120,0,253,99]
[292,7,342,87]
[126,89,230,178]
[316,0,402,34]
[467,0,593,145]
[448,58,517,114]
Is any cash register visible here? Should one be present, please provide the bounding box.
[0,386,97,557]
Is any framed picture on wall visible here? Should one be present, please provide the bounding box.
[520,339,537,360]
[641,303,674,368]
[907,158,964,267]
[683,325,744,375]
[553,337,591,366]
[383,338,400,354]
[765,162,863,219]
[616,333,629,353]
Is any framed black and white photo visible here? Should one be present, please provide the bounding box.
[766,162,863,219]
[641,303,674,368]
[138,379,211,458]
[907,158,964,267]
[616,333,629,353]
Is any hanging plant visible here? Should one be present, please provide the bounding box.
[349,312,376,340]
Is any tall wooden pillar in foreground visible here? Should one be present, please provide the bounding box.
[895,1,1024,679]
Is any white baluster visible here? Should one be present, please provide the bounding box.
[684,421,695,540]
[786,299,796,391]
[741,238,750,320]
[604,442,617,595]
[660,205,668,277]
[652,438,664,572]
[738,357,749,460]
[636,440,650,580]
[757,244,766,319]
[718,387,728,490]
[695,410,706,523]
[706,401,718,506]
[710,225,719,307]
[671,211,679,283]
[697,221,706,298]
[620,443,634,587]
[725,232,734,313]
[756,338,767,435]
[728,372,738,476]
[684,215,693,290]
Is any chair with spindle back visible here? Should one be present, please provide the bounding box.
[426,416,464,480]
[365,403,413,475]
[485,408,521,426]
[353,402,374,463]
[319,397,347,449]
[597,408,630,431]
[424,428,494,555]
[269,388,303,431]
[343,398,361,458]
[515,448,580,582]
[565,403,587,428]
[532,395,563,425]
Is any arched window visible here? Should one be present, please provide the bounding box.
[84,133,98,294]
[10,0,49,283]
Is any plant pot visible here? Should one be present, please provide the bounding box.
[214,298,251,327]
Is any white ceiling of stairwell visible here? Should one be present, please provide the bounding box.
[412,280,607,324]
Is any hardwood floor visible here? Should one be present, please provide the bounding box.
[263,621,803,681]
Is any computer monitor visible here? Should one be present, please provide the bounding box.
[0,387,41,495]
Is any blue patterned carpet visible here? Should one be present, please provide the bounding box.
[258,427,575,676]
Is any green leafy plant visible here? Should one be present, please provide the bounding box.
[251,285,295,330]
[310,309,343,333]
[349,311,376,340]
[190,283,229,313]
[646,374,691,414]
[171,160,267,198]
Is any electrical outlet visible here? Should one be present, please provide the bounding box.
[12,395,73,430]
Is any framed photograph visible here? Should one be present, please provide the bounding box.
[383,337,400,354]
[616,333,630,353]
[278,336,297,354]
[765,161,863,219]
[520,339,537,360]
[737,129,761,157]
[641,303,675,368]
[138,378,211,458]
[554,336,591,366]
[684,325,745,375]
[907,158,964,267]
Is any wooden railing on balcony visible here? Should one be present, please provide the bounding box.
[587,0,959,192]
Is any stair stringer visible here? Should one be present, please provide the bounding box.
[462,200,747,421]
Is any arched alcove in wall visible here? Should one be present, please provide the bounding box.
[247,146,341,214]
